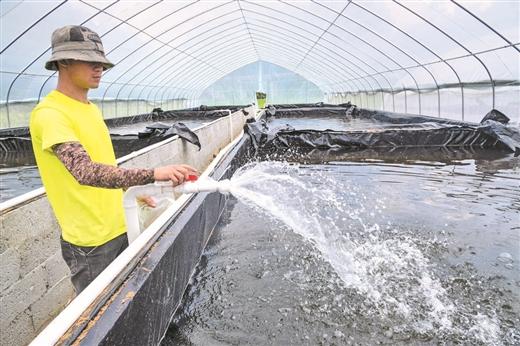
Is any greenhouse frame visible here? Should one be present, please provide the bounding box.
[0,1,519,346]
[2,0,519,127]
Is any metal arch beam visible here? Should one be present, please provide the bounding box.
[247,0,405,102]
[6,1,507,118]
[99,0,230,77]
[154,40,256,98]
[244,13,393,109]
[189,54,329,103]
[313,1,443,116]
[143,38,253,106]
[153,32,252,82]
[120,24,250,112]
[165,47,258,94]
[121,40,251,115]
[242,0,417,112]
[161,54,257,107]
[114,17,245,104]
[0,0,68,54]
[249,18,381,108]
[393,0,496,109]
[255,51,343,94]
[236,0,260,60]
[176,34,354,97]
[99,2,242,113]
[243,6,392,74]
[451,0,520,54]
[247,28,375,106]
[160,54,256,107]
[246,13,391,78]
[248,40,361,95]
[256,50,355,93]
[144,35,254,103]
[120,17,246,107]
[248,26,368,88]
[247,21,376,85]
[242,10,393,109]
[135,34,253,103]
[266,1,422,111]
[100,1,238,108]
[155,46,257,104]
[110,14,250,109]
[4,0,121,124]
[158,47,282,100]
[142,32,256,98]
[187,50,333,101]
[122,27,247,114]
[294,1,352,69]
[8,2,382,113]
[242,1,390,94]
[147,33,272,97]
[277,0,424,114]
[154,52,256,110]
[345,1,464,118]
[246,21,383,109]
[178,39,338,98]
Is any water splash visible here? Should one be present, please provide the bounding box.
[222,161,504,344]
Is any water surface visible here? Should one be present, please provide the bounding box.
[163,156,519,345]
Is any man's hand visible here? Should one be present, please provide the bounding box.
[137,195,156,208]
[153,164,199,186]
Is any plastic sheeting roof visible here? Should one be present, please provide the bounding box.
[1,0,519,124]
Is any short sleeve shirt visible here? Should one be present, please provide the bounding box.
[30,90,126,246]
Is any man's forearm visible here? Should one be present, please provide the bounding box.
[53,142,154,188]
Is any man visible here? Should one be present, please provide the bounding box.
[30,25,198,294]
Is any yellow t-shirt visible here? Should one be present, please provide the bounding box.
[30,90,126,246]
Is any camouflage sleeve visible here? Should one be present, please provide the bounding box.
[53,142,155,189]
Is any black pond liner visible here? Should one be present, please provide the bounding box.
[58,106,520,345]
[248,107,520,156]
[0,108,251,167]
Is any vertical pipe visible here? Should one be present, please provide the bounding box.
[404,88,408,114]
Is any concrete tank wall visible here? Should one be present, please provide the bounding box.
[0,107,253,346]
[0,198,73,346]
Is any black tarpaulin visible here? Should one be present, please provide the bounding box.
[255,146,519,172]
[245,115,520,155]
[111,122,201,158]
[480,109,510,125]
[105,109,231,128]
[269,107,348,118]
[1,122,202,167]
[138,122,201,150]
[351,109,473,126]
[268,102,344,109]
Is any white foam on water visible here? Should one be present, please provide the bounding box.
[469,313,502,345]
[222,161,504,344]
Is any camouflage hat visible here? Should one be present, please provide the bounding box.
[45,25,114,71]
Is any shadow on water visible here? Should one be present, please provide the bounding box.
[163,148,519,346]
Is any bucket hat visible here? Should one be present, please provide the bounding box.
[45,25,113,71]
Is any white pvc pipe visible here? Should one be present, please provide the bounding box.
[123,179,230,243]
[29,129,245,346]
